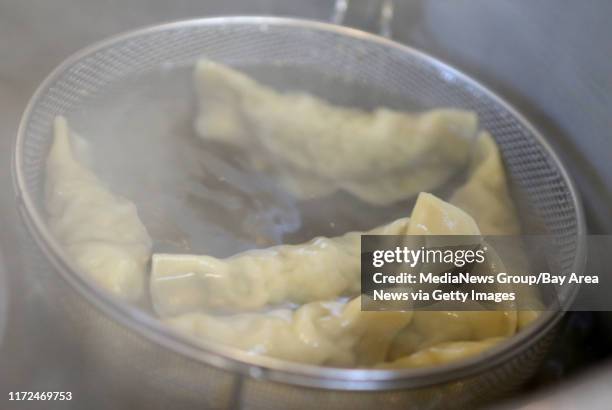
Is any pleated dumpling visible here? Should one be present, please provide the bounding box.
[194,60,478,204]
[151,216,411,316]
[45,117,152,301]
[150,193,481,316]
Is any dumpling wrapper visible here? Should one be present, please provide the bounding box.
[45,117,152,301]
[194,60,478,205]
[151,192,480,316]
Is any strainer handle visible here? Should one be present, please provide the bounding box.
[332,0,394,38]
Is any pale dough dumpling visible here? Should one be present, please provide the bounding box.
[194,60,478,204]
[388,194,517,359]
[151,192,481,316]
[151,217,410,316]
[45,117,152,301]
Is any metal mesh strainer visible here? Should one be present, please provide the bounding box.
[13,17,585,409]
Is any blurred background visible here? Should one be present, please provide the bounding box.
[0,0,610,408]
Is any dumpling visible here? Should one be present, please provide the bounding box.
[194,60,478,205]
[194,60,477,180]
[151,216,410,316]
[166,296,413,367]
[45,116,152,301]
[150,192,481,316]
[385,194,517,359]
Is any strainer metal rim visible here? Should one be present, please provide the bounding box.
[12,16,586,391]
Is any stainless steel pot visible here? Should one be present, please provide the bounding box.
[13,15,585,409]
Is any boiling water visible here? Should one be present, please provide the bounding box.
[67,64,463,258]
